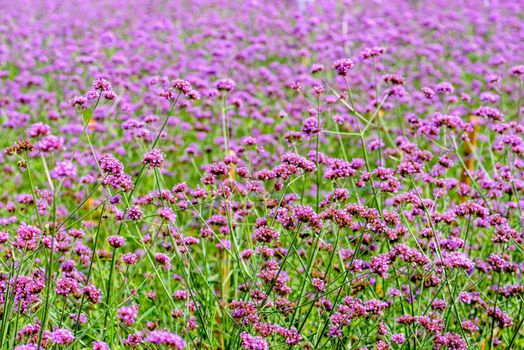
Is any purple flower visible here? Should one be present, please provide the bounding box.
[122,252,139,265]
[311,63,324,74]
[99,154,124,175]
[127,206,143,221]
[93,78,112,92]
[474,106,503,121]
[510,65,524,76]
[50,328,74,345]
[92,341,110,350]
[143,149,166,168]
[240,332,268,350]
[27,123,51,138]
[302,117,321,135]
[108,235,126,248]
[146,330,185,350]
[55,277,80,297]
[435,82,454,94]
[391,333,406,344]
[155,253,171,269]
[158,207,176,223]
[118,305,138,326]
[312,278,325,292]
[359,47,385,60]
[51,161,77,179]
[216,78,236,92]
[254,226,279,243]
[333,58,354,76]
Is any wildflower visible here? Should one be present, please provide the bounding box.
[69,313,87,324]
[359,47,385,60]
[461,320,479,333]
[122,252,139,265]
[206,162,229,177]
[240,332,268,350]
[92,341,110,350]
[333,58,354,76]
[158,207,176,223]
[5,139,34,155]
[127,206,142,221]
[390,333,406,344]
[155,253,171,269]
[216,78,236,92]
[383,74,405,85]
[27,123,51,138]
[281,152,316,172]
[56,277,80,297]
[143,149,166,168]
[435,82,454,94]
[37,135,65,153]
[312,84,324,95]
[100,154,124,175]
[14,224,41,251]
[108,235,126,248]
[510,65,524,76]
[474,106,503,121]
[145,330,185,350]
[439,252,475,270]
[311,63,324,74]
[14,345,40,350]
[370,254,391,278]
[122,332,144,347]
[312,278,325,292]
[421,87,435,99]
[240,249,254,260]
[84,284,103,304]
[254,226,279,243]
[102,90,117,100]
[50,328,74,345]
[51,161,77,179]
[93,78,112,91]
[69,96,88,108]
[173,289,189,300]
[118,305,138,326]
[302,117,321,135]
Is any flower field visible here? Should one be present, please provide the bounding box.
[0,0,524,349]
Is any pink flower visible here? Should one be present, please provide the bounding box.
[146,330,185,349]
